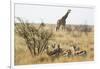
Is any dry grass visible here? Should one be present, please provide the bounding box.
[15,24,94,65]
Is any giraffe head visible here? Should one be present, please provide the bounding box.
[68,9,71,13]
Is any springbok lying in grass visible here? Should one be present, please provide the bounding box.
[63,49,87,57]
[75,50,87,56]
[63,46,87,57]
[63,45,78,57]
[46,44,63,57]
[63,49,72,57]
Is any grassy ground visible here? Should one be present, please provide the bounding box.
[14,24,94,65]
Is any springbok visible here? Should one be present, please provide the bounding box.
[46,44,63,57]
[75,50,87,56]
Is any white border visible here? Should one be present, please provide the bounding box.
[10,1,95,69]
[10,0,14,68]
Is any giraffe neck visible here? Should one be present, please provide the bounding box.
[61,12,70,20]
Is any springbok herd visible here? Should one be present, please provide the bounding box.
[46,43,87,57]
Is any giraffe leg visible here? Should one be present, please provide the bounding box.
[56,25,60,31]
[61,26,64,31]
[61,25,65,31]
[56,26,58,31]
[63,26,66,31]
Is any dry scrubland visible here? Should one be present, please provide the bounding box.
[15,23,94,65]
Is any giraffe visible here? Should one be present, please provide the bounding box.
[56,9,71,31]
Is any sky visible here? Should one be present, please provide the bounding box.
[15,4,94,25]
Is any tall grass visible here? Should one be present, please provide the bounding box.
[15,17,94,65]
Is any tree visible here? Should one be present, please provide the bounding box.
[15,17,53,57]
